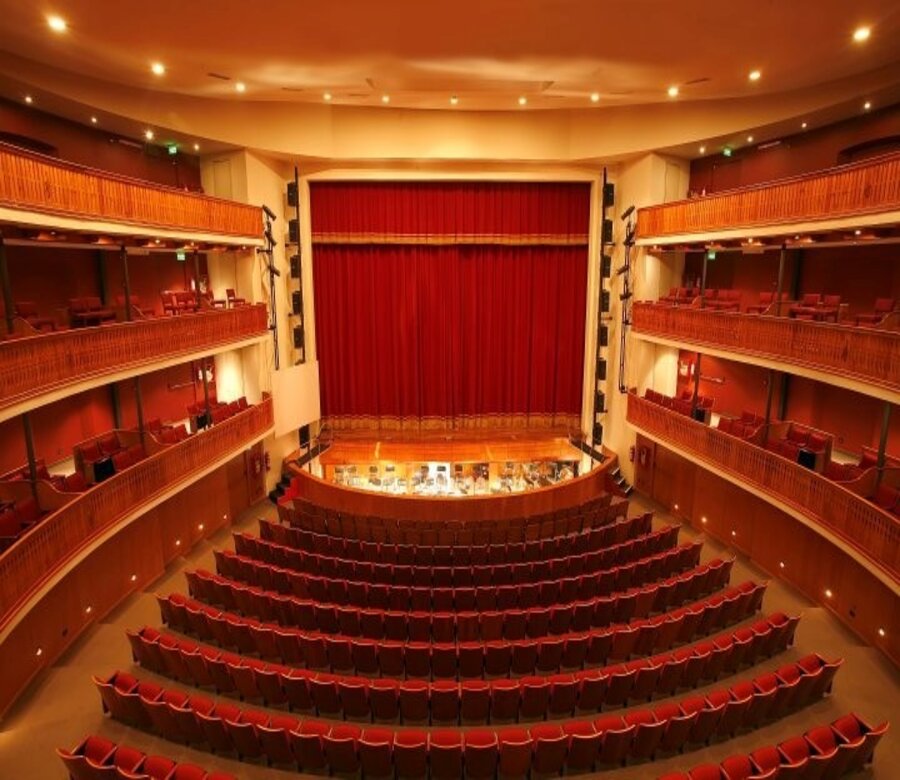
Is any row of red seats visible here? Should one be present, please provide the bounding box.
[279,493,628,544]
[57,734,235,780]
[157,580,763,679]
[129,613,797,722]
[716,417,760,441]
[185,557,735,642]
[237,521,678,586]
[95,653,833,777]
[661,713,888,780]
[3,458,88,493]
[156,424,191,445]
[261,510,650,564]
[211,541,703,611]
[0,495,42,552]
[643,389,714,415]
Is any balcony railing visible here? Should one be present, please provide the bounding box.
[0,396,274,628]
[0,143,262,239]
[631,303,900,394]
[627,393,900,579]
[637,152,900,239]
[0,305,269,417]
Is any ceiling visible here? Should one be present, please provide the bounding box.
[0,0,897,111]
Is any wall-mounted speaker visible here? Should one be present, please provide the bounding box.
[592,422,603,442]
[290,254,301,278]
[598,324,609,347]
[600,290,611,313]
[601,254,612,278]
[603,182,615,208]
[288,219,299,244]
[293,324,304,348]
[595,391,606,414]
[602,219,614,244]
[596,358,607,381]
[286,181,299,207]
[299,424,310,447]
[292,291,303,315]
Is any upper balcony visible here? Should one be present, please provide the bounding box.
[626,392,899,586]
[636,152,900,245]
[0,142,263,246]
[631,302,900,402]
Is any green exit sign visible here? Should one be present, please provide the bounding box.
[707,250,717,260]
[176,251,186,262]
[167,144,178,156]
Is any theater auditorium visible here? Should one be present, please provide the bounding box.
[0,2,897,778]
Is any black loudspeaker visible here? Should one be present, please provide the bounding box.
[292,291,303,315]
[595,391,606,414]
[601,254,612,278]
[598,324,608,347]
[596,358,607,381]
[603,182,615,208]
[287,181,299,207]
[592,422,603,442]
[290,254,301,278]
[293,324,304,348]
[602,219,614,244]
[288,219,299,243]
[601,290,611,313]
[299,424,310,447]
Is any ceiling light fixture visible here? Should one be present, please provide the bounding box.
[667,85,679,98]
[699,145,706,154]
[747,135,754,143]
[853,26,871,42]
[193,143,200,151]
[151,62,166,76]
[144,129,154,141]
[518,96,527,106]
[749,70,761,82]
[878,628,886,638]
[779,561,785,569]
[450,95,459,105]
[90,116,98,124]
[323,92,332,101]
[590,92,600,103]
[24,95,33,104]
[863,100,872,110]
[235,81,246,93]
[801,121,808,129]
[381,94,390,103]
[47,15,67,33]
[825,588,833,598]
[855,229,862,236]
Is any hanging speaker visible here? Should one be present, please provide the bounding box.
[293,324,304,348]
[292,290,302,315]
[290,254,301,278]
[601,254,612,278]
[603,182,615,208]
[595,391,606,414]
[286,181,299,207]
[601,290,611,313]
[596,358,607,381]
[288,218,299,244]
[598,324,609,347]
[602,219,614,244]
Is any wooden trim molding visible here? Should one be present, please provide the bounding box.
[636,151,900,239]
[626,393,900,586]
[0,142,263,240]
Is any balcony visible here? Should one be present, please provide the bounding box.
[0,143,262,243]
[0,305,269,422]
[0,396,274,631]
[636,152,900,243]
[626,393,900,582]
[631,302,900,400]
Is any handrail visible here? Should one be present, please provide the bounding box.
[0,305,269,416]
[0,142,262,239]
[627,393,900,580]
[636,151,900,238]
[0,397,274,629]
[631,303,900,393]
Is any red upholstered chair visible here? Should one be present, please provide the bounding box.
[855,297,896,325]
[323,724,361,774]
[394,730,428,779]
[289,720,329,772]
[169,764,208,780]
[531,724,567,776]
[689,764,724,780]
[777,736,812,778]
[830,713,889,771]
[429,730,464,780]
[358,728,394,780]
[595,715,633,767]
[497,728,532,779]
[14,300,56,331]
[746,291,774,314]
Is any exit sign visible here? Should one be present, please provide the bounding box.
[176,251,186,262]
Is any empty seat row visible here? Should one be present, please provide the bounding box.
[127,614,801,722]
[212,540,703,611]
[156,581,766,678]
[660,713,888,780]
[238,521,678,586]
[96,657,834,777]
[261,510,651,564]
[185,557,736,641]
[57,733,235,780]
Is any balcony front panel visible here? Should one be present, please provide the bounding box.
[631,302,900,395]
[0,143,262,239]
[0,305,268,417]
[0,396,274,629]
[627,393,900,581]
[636,152,900,240]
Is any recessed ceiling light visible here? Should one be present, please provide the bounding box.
[90,116,98,124]
[731,530,736,537]
[130,574,137,582]
[450,95,459,105]
[801,121,808,129]
[323,92,332,101]
[47,15,67,33]
[151,62,166,76]
[699,145,706,154]
[853,26,871,43]
[144,129,154,141]
[24,95,33,104]
[667,85,679,98]
[779,561,785,569]
[193,142,200,151]
[825,588,833,598]
[381,94,390,103]
[518,96,527,106]
[235,81,246,93]
[747,135,754,143]
[749,70,761,82]
[863,101,872,111]
[701,516,707,523]
[590,92,600,103]
[878,628,886,638]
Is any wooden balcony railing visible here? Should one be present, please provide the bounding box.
[637,152,900,239]
[0,143,262,239]
[631,303,900,393]
[0,396,274,629]
[0,305,269,416]
[627,393,900,579]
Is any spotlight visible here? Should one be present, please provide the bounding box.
[47,15,67,32]
[853,26,871,42]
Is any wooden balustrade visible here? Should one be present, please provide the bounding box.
[627,393,900,579]
[631,303,900,393]
[0,396,274,629]
[637,152,900,238]
[0,305,268,416]
[0,143,262,239]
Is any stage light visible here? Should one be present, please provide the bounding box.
[667,85,679,97]
[47,15,67,33]
[151,62,166,76]
[749,70,761,82]
[853,26,871,42]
